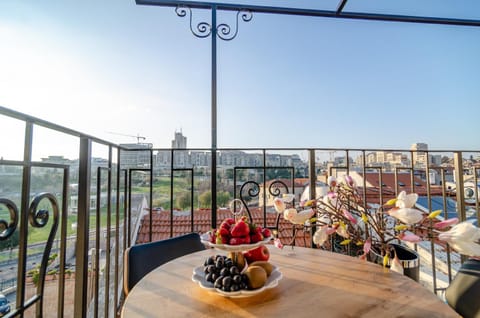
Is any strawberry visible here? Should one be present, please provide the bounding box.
[262,228,272,238]
[220,218,235,231]
[218,227,230,237]
[230,219,250,237]
[229,236,250,245]
[210,229,217,243]
[215,231,228,244]
[250,231,263,243]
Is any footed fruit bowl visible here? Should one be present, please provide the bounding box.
[200,232,273,252]
[192,264,282,298]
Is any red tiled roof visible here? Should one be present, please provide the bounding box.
[136,208,312,248]
[358,172,443,203]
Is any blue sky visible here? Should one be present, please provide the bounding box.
[1,0,479,160]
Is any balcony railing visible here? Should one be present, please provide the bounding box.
[1,105,479,317]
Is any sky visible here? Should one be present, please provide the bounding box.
[1,0,480,160]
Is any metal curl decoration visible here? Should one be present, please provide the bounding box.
[238,181,260,222]
[268,180,290,198]
[28,192,59,229]
[28,192,59,312]
[0,198,19,241]
[175,5,212,38]
[217,10,253,41]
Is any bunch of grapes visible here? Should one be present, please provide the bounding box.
[203,255,248,292]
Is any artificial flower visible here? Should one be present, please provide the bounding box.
[438,222,480,257]
[395,191,418,209]
[273,197,285,213]
[283,208,315,225]
[398,232,422,243]
[388,207,423,225]
[313,226,329,246]
[433,217,459,229]
[327,176,337,187]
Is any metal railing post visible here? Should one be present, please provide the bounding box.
[453,152,467,263]
[74,137,92,317]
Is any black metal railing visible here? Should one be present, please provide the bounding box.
[1,106,480,317]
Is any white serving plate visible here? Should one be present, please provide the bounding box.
[200,232,273,252]
[192,265,282,298]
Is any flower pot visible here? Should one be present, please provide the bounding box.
[370,243,420,282]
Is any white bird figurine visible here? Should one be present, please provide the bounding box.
[284,208,315,225]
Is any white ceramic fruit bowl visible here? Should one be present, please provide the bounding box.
[200,233,273,252]
[192,265,282,298]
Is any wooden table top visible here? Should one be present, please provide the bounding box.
[122,246,459,318]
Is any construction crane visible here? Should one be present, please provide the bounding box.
[106,131,146,143]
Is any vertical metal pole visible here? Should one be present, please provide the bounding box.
[308,150,316,200]
[453,152,467,263]
[262,150,266,228]
[170,149,174,237]
[454,152,466,222]
[114,151,121,316]
[57,167,69,317]
[308,149,316,247]
[17,122,33,317]
[104,147,112,318]
[211,6,218,228]
[74,137,91,318]
[149,149,153,241]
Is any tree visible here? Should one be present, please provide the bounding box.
[217,191,231,207]
[199,191,212,208]
[176,192,191,210]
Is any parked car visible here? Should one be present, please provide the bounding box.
[0,294,10,317]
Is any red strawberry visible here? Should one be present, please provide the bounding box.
[220,218,235,231]
[229,236,250,245]
[210,229,217,243]
[216,231,228,244]
[230,220,250,237]
[250,232,263,243]
[261,228,272,238]
[219,227,230,237]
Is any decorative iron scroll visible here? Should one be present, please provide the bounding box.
[238,179,289,231]
[28,192,59,312]
[217,10,253,41]
[268,180,289,232]
[0,198,19,240]
[176,5,212,38]
[175,5,252,40]
[238,180,260,222]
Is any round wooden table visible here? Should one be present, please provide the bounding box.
[121,246,459,317]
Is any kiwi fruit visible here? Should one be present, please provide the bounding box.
[249,261,273,277]
[245,266,267,289]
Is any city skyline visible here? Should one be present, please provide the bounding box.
[1,1,480,162]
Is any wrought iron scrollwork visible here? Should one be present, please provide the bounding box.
[28,192,59,311]
[268,180,290,235]
[175,5,212,38]
[238,181,260,222]
[217,10,253,41]
[268,180,289,199]
[0,198,19,240]
[175,6,252,41]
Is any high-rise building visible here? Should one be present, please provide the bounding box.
[411,142,428,165]
[172,130,187,149]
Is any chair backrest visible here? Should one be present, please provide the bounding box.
[123,232,205,295]
[445,258,480,318]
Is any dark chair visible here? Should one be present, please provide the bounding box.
[123,232,205,295]
[445,258,480,318]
